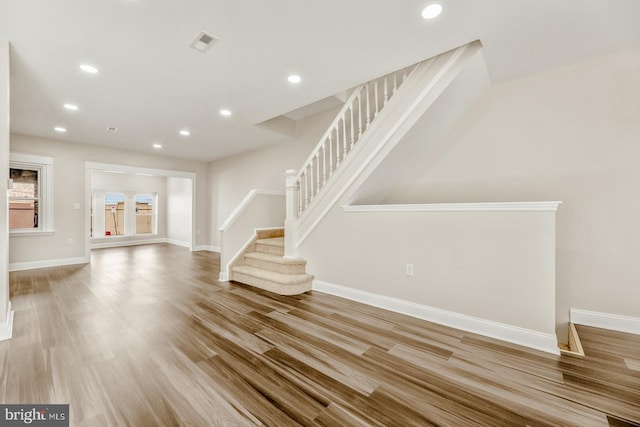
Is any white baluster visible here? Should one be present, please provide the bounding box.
[322,145,327,185]
[403,67,407,82]
[342,117,347,158]
[358,94,363,139]
[366,83,371,127]
[309,162,314,201]
[298,176,303,215]
[384,76,388,105]
[393,72,397,95]
[304,169,309,207]
[315,153,320,194]
[329,134,333,176]
[374,79,379,117]
[350,104,355,149]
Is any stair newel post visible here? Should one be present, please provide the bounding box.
[284,169,299,258]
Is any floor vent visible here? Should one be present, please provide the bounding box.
[559,323,585,357]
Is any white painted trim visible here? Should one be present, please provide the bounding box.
[220,233,256,282]
[313,280,560,355]
[10,152,55,232]
[9,256,89,272]
[342,201,563,213]
[192,245,220,252]
[9,230,56,236]
[218,190,285,232]
[166,239,190,248]
[0,301,14,341]
[91,238,167,250]
[85,161,195,179]
[571,309,640,335]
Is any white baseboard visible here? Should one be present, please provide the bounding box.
[91,238,167,249]
[9,256,89,272]
[192,245,221,253]
[312,280,560,355]
[0,301,14,341]
[571,309,640,335]
[166,239,191,248]
[219,272,229,282]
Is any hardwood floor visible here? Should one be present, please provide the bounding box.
[2,244,639,426]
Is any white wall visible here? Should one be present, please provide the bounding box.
[90,171,168,244]
[302,206,558,351]
[0,39,11,334]
[374,46,640,337]
[9,134,209,266]
[167,177,192,247]
[208,107,338,247]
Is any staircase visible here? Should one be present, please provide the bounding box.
[227,40,485,295]
[229,228,313,295]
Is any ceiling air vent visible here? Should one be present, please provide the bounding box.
[190,31,218,53]
[106,126,118,133]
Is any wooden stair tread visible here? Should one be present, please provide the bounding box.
[232,265,313,284]
[244,252,306,265]
[255,237,284,247]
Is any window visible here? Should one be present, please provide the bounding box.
[135,194,154,235]
[9,153,53,234]
[104,193,125,236]
[90,191,158,238]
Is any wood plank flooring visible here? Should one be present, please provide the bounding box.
[2,244,639,426]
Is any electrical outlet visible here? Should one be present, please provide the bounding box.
[74,203,80,210]
[405,263,414,277]
[67,238,73,245]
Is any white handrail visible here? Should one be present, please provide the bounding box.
[295,84,365,183]
[218,189,285,231]
[293,63,419,217]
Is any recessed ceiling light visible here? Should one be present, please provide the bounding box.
[220,109,232,117]
[80,64,99,74]
[153,143,162,149]
[54,127,67,133]
[64,103,79,111]
[179,129,190,136]
[422,4,443,19]
[288,75,301,84]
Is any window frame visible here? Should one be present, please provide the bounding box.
[9,153,54,235]
[104,192,126,237]
[134,193,156,236]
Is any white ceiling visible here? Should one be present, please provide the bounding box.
[2,0,640,162]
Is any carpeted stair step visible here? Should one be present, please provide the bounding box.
[231,265,313,296]
[244,252,307,275]
[255,237,284,256]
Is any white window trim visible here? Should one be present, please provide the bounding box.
[9,153,54,235]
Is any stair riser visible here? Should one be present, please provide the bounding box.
[245,258,306,275]
[255,243,284,256]
[231,272,312,296]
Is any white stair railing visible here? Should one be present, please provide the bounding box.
[293,63,419,218]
